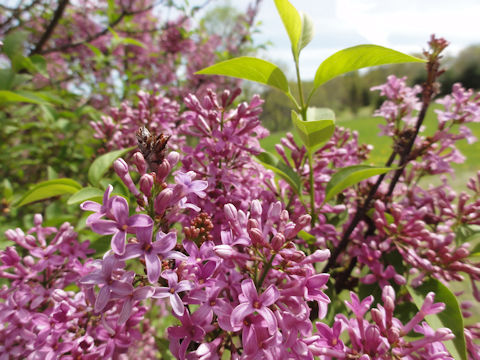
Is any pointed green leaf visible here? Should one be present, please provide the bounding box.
[255,151,301,195]
[0,90,46,105]
[324,165,393,203]
[88,146,136,186]
[196,57,289,93]
[3,31,28,60]
[67,187,105,205]
[313,45,425,89]
[407,278,467,360]
[298,12,314,53]
[274,0,302,56]
[292,109,335,153]
[14,179,82,207]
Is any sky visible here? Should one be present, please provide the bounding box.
[248,0,480,80]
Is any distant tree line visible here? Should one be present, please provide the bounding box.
[260,45,480,132]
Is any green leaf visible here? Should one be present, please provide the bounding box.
[67,187,105,205]
[85,43,103,57]
[2,179,13,200]
[274,0,302,57]
[407,278,467,360]
[298,12,314,54]
[120,37,146,48]
[195,57,289,93]
[255,151,301,195]
[87,146,135,186]
[297,230,316,245]
[14,179,82,207]
[0,69,15,90]
[3,31,28,60]
[292,109,335,153]
[30,54,48,77]
[324,165,393,203]
[0,90,46,105]
[313,45,425,89]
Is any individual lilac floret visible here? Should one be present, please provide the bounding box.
[120,227,186,284]
[173,170,208,200]
[231,278,279,334]
[80,185,113,225]
[79,254,131,313]
[88,196,153,255]
[153,271,192,316]
[112,284,154,324]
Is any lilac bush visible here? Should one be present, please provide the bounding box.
[2,0,480,359]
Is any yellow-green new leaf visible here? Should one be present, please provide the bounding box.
[196,57,289,93]
[274,0,302,57]
[292,109,335,153]
[314,45,425,90]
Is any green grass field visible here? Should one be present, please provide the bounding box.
[260,105,480,189]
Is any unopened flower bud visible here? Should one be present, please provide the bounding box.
[34,214,43,226]
[114,158,140,197]
[214,245,235,259]
[139,174,154,197]
[250,200,262,218]
[156,159,171,183]
[271,233,285,251]
[248,227,265,247]
[224,204,237,222]
[154,188,173,215]
[133,152,147,175]
[113,158,129,176]
[167,151,180,167]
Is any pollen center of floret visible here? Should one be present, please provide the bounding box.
[169,287,175,294]
[253,300,260,309]
[122,224,128,231]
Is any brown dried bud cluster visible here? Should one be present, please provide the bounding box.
[183,212,213,245]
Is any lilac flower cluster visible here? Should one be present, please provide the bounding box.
[0,215,156,358]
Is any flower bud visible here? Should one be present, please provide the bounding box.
[113,158,129,176]
[139,174,154,197]
[133,152,147,175]
[250,200,262,218]
[271,233,285,251]
[214,245,235,259]
[154,188,173,215]
[34,214,43,226]
[248,227,265,247]
[224,204,237,222]
[167,151,180,167]
[156,159,171,183]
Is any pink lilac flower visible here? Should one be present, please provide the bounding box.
[153,271,192,316]
[120,227,186,284]
[88,195,153,255]
[231,278,279,334]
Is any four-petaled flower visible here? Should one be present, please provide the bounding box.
[231,278,279,334]
[153,271,192,316]
[89,196,153,255]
